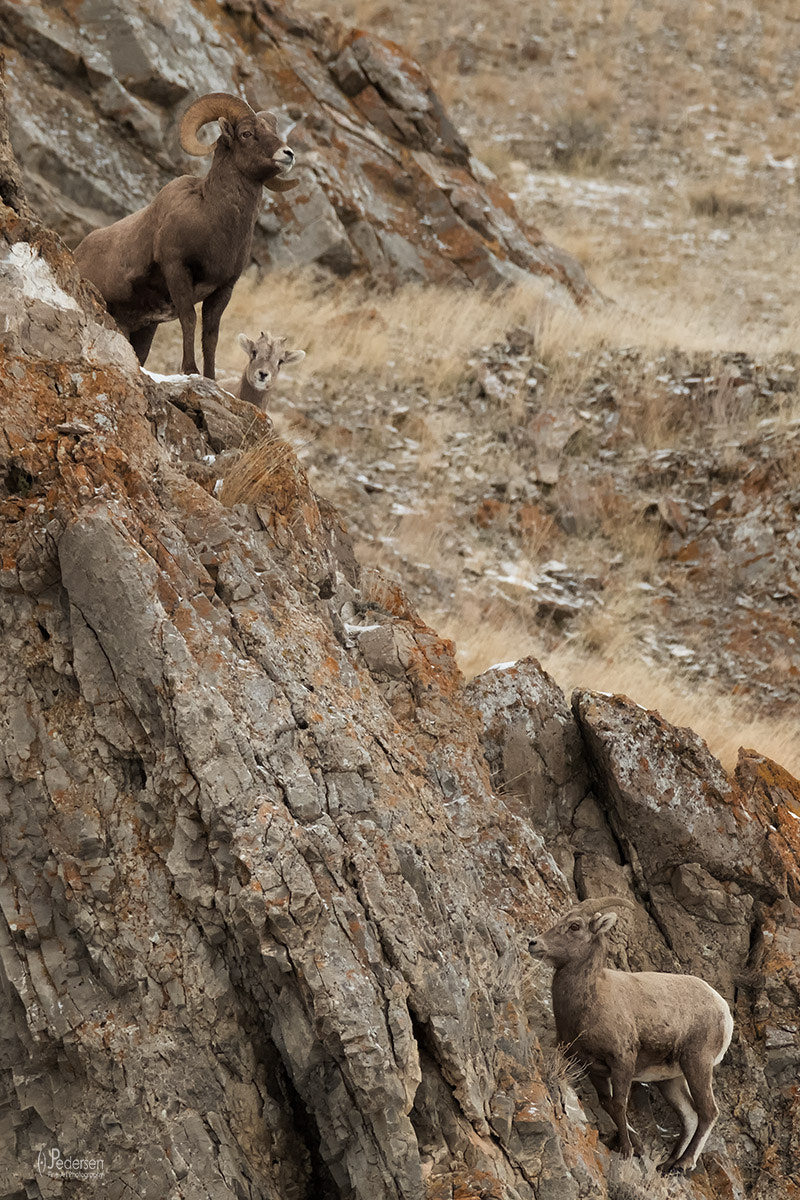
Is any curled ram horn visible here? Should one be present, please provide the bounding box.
[180,92,255,156]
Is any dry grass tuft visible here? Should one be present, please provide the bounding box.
[606,1154,677,1200]
[218,436,295,507]
[547,108,613,172]
[688,181,765,221]
[540,1043,586,1098]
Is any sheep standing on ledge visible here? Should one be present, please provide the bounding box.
[74,93,298,379]
[529,897,733,1174]
[236,331,305,410]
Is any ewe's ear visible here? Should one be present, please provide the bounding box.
[218,118,235,147]
[238,333,254,355]
[283,349,305,365]
[589,911,618,935]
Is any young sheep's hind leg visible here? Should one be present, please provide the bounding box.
[666,1058,718,1173]
[655,1076,698,1173]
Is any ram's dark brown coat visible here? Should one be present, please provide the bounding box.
[74,93,297,379]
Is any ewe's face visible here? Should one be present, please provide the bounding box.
[529,910,617,969]
[239,333,305,391]
[230,114,295,182]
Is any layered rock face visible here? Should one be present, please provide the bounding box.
[0,0,594,298]
[1,56,799,1200]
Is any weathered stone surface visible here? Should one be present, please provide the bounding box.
[0,0,596,299]
[468,659,800,1197]
[2,71,800,1200]
[466,658,596,880]
[0,92,605,1200]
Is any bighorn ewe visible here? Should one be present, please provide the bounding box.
[74,93,297,378]
[529,897,733,1174]
[236,331,305,410]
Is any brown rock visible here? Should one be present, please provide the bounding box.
[0,0,597,300]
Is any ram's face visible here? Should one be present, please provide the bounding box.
[529,910,617,969]
[232,113,295,182]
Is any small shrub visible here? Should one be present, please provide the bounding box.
[541,1042,585,1098]
[547,109,610,170]
[218,436,294,507]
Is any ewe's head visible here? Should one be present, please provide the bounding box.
[238,331,305,392]
[529,896,632,969]
[181,93,297,190]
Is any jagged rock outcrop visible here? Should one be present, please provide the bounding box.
[2,58,799,1200]
[1,83,600,1199]
[0,0,594,298]
[470,659,800,1199]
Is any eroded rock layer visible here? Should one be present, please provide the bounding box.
[1,58,799,1200]
[0,0,594,298]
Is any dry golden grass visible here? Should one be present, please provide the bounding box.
[540,1043,585,1097]
[436,603,800,778]
[150,269,551,394]
[687,180,765,221]
[149,264,800,427]
[218,436,294,507]
[544,643,800,777]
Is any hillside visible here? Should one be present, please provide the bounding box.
[1,2,800,1199]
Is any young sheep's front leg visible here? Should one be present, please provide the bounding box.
[161,258,199,375]
[606,1061,637,1157]
[589,1068,642,1155]
[201,282,234,380]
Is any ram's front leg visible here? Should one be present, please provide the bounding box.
[162,258,199,375]
[201,283,235,380]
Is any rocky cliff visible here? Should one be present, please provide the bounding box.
[1,41,799,1200]
[0,0,593,299]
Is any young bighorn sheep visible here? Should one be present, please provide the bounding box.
[236,331,305,410]
[74,93,298,379]
[529,897,733,1174]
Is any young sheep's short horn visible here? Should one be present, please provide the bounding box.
[568,894,635,917]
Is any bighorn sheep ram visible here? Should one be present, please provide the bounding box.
[529,897,733,1174]
[236,330,305,410]
[74,93,297,378]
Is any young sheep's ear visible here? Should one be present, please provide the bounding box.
[283,349,306,364]
[589,911,618,935]
[237,333,254,355]
[218,118,235,148]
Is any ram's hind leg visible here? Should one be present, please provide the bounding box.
[656,1076,698,1172]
